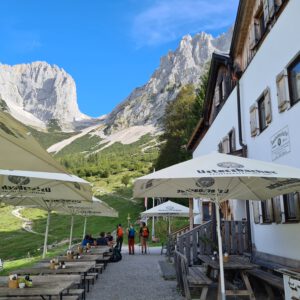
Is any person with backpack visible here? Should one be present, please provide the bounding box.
[139,222,149,254]
[116,224,124,252]
[127,224,135,255]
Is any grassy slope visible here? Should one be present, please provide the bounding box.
[0,128,178,273]
[28,127,77,149]
[55,134,103,157]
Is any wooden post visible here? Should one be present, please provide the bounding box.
[189,198,194,230]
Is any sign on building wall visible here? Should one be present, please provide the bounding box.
[271,126,291,161]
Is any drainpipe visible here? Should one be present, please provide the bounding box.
[236,79,252,253]
[236,80,247,156]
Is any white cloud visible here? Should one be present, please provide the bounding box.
[131,0,238,47]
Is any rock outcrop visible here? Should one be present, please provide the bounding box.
[105,28,232,133]
[0,61,94,131]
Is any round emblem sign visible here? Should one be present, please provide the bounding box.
[8,176,30,185]
[217,162,244,169]
[196,177,215,188]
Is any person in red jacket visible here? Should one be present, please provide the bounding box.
[139,222,149,254]
[127,224,136,255]
[116,224,124,251]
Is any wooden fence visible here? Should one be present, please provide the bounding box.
[177,220,250,265]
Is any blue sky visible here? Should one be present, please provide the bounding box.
[0,0,238,117]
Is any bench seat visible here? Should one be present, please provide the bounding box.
[247,269,284,290]
[174,250,211,300]
[0,296,79,300]
[188,266,212,286]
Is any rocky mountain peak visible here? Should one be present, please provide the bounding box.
[0,61,94,131]
[105,28,232,134]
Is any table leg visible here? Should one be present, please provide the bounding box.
[217,275,221,300]
[241,271,256,300]
[200,286,208,300]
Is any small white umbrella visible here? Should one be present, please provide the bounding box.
[1,194,94,258]
[133,152,300,300]
[141,200,189,234]
[55,197,118,248]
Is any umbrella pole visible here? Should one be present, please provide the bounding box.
[83,216,87,239]
[152,198,155,238]
[69,215,74,249]
[215,200,226,300]
[42,211,51,258]
[168,216,171,234]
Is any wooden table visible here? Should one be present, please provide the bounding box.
[198,255,257,300]
[88,246,110,254]
[44,254,104,262]
[13,262,94,299]
[0,275,80,299]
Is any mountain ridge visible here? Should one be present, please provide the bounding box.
[0,29,232,152]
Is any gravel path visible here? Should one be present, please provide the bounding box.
[88,247,184,300]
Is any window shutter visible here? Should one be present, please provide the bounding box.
[275,0,283,9]
[264,88,272,124]
[249,22,257,49]
[250,104,259,137]
[230,129,236,152]
[266,199,274,222]
[218,141,223,153]
[222,136,230,154]
[253,201,260,224]
[263,0,270,27]
[268,0,275,18]
[276,70,290,112]
[222,78,226,100]
[272,196,282,224]
[294,192,300,220]
[215,86,220,107]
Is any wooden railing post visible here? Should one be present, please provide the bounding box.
[192,229,198,264]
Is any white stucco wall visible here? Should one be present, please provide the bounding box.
[240,0,300,260]
[192,84,247,221]
[192,88,239,158]
[193,0,300,260]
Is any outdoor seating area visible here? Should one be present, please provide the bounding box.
[0,245,112,300]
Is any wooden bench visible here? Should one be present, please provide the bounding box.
[64,288,85,300]
[82,272,98,292]
[0,296,79,300]
[95,263,104,273]
[247,269,284,299]
[174,250,212,300]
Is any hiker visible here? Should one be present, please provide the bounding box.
[116,224,124,251]
[127,224,135,255]
[139,222,149,254]
[105,232,114,247]
[82,234,90,246]
[96,232,108,246]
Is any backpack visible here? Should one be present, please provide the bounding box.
[117,227,123,238]
[142,227,149,238]
[128,228,135,238]
[110,246,122,262]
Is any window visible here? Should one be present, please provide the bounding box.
[258,95,267,132]
[261,199,273,223]
[253,193,300,225]
[250,88,272,137]
[283,193,300,222]
[288,55,300,106]
[218,129,236,154]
